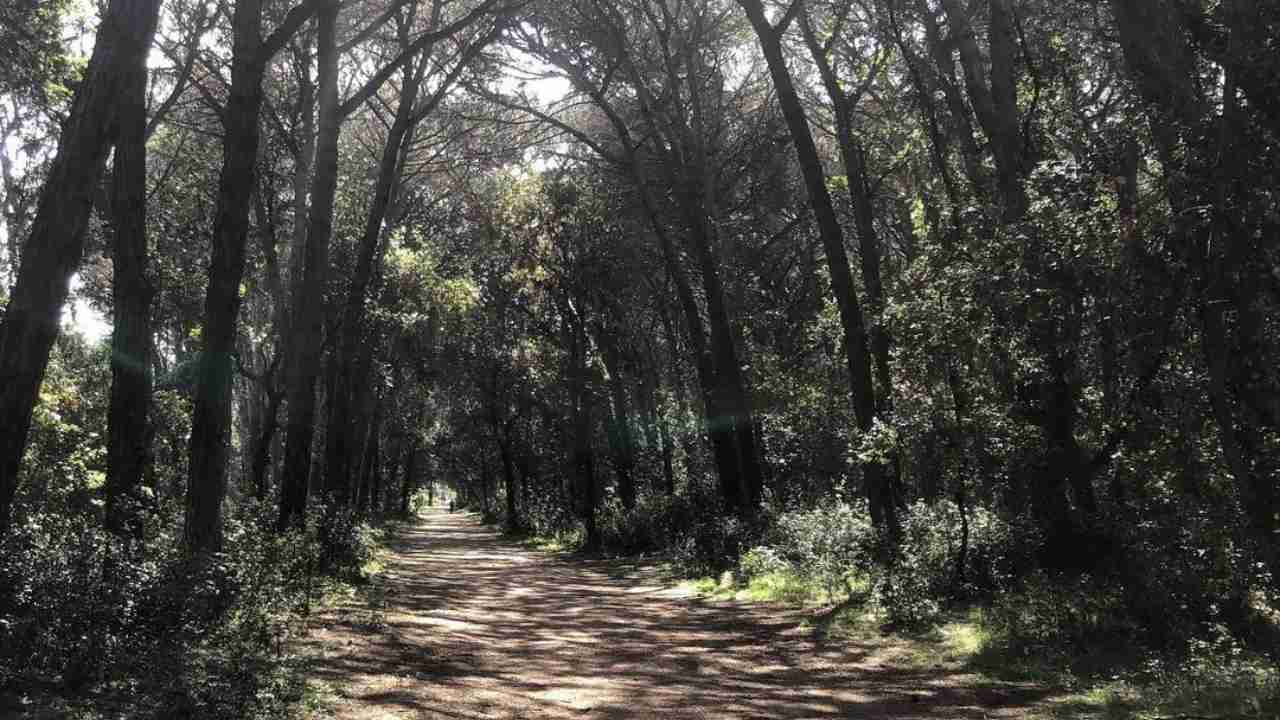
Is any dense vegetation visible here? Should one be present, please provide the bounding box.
[1,0,1277,716]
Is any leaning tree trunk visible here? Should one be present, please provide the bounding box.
[738,2,894,538]
[632,153,745,513]
[0,0,162,538]
[567,316,600,550]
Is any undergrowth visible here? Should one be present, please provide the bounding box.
[0,501,392,719]
[668,499,1280,720]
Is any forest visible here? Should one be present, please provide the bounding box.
[0,0,1278,717]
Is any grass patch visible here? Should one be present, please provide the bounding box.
[1023,653,1280,720]
[298,677,341,717]
[678,568,864,606]
[518,528,584,553]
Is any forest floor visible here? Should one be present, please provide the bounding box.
[297,507,1066,719]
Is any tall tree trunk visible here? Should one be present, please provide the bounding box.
[288,31,315,302]
[567,318,599,549]
[679,191,763,514]
[279,0,339,528]
[739,3,894,537]
[104,14,158,540]
[655,297,697,484]
[250,384,284,499]
[598,333,636,510]
[0,0,162,537]
[323,47,424,501]
[628,144,746,511]
[640,367,675,495]
[797,13,895,419]
[185,0,319,552]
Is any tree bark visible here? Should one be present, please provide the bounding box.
[104,4,159,540]
[498,429,519,530]
[567,314,599,549]
[598,331,636,510]
[400,436,417,518]
[183,0,265,553]
[279,0,339,529]
[639,190,742,510]
[184,0,321,553]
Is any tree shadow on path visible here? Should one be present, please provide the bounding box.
[299,508,1060,719]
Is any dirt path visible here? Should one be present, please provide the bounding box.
[301,508,1054,719]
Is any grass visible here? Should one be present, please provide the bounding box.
[677,568,857,606]
[298,678,341,718]
[517,528,585,554]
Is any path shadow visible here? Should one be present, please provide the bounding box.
[300,508,1059,719]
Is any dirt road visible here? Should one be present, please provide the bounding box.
[301,508,1052,719]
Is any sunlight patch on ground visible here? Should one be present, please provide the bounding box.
[411,615,484,632]
[536,687,596,711]
[622,584,666,594]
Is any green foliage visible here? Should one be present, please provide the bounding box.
[521,488,581,537]
[763,499,876,599]
[727,499,1026,627]
[19,334,111,514]
[320,507,384,579]
[0,499,384,718]
[983,571,1138,662]
[590,483,756,575]
[0,0,80,106]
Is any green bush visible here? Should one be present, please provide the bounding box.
[320,506,382,577]
[598,491,702,555]
[590,480,757,575]
[734,498,1024,625]
[983,570,1139,658]
[0,499,356,719]
[522,487,580,536]
[763,499,876,599]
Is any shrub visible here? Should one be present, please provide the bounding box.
[522,487,580,537]
[983,570,1139,658]
[763,499,877,599]
[320,507,382,578]
[732,498,1024,625]
[0,498,368,719]
[598,491,703,555]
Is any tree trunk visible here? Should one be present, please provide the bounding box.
[739,4,893,537]
[104,11,158,540]
[633,154,743,511]
[324,46,425,504]
[655,298,697,484]
[598,333,636,510]
[0,0,161,537]
[279,0,339,528]
[567,319,599,549]
[499,433,519,530]
[183,0,277,555]
[681,191,763,514]
[400,438,417,518]
[250,385,284,500]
